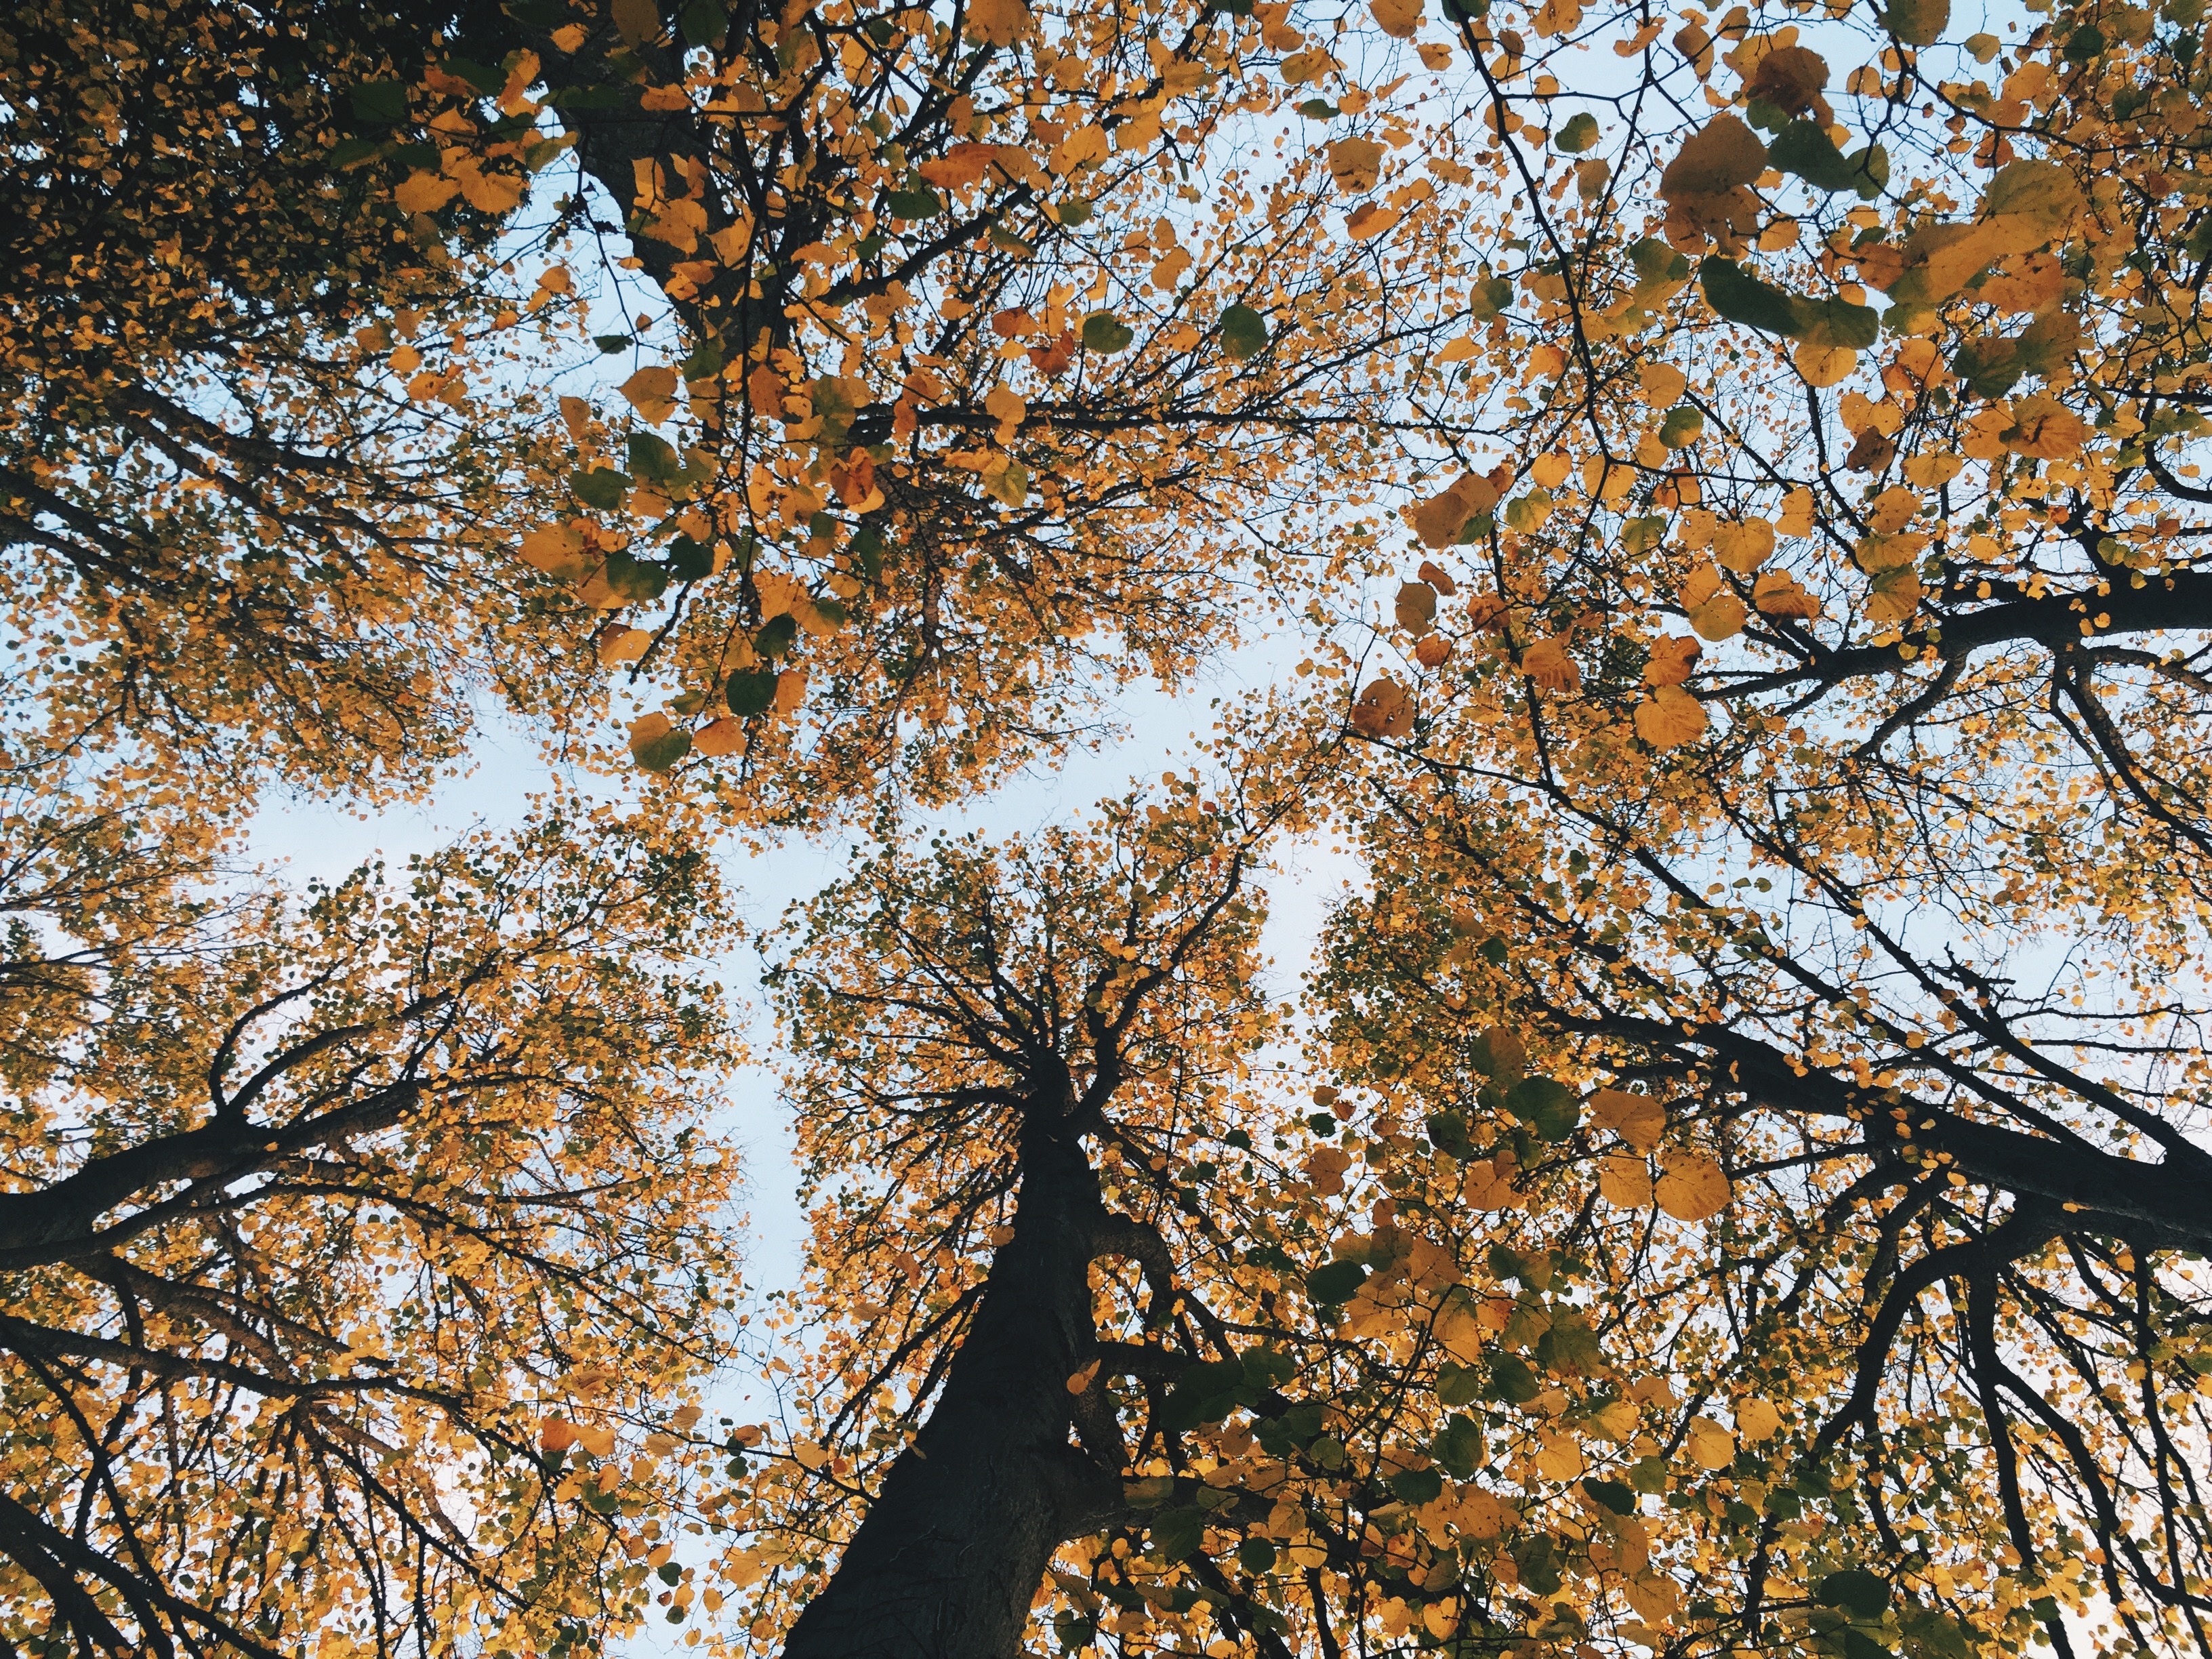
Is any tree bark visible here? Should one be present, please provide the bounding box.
[780,1113,1124,1659]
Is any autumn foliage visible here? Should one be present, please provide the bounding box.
[6,0,2212,1654]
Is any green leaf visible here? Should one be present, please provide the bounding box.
[626,431,682,485]
[1306,1259,1368,1304]
[1769,122,1890,201]
[630,724,691,773]
[1700,258,1804,336]
[1082,312,1136,353]
[726,668,779,718]
[1432,1414,1486,1477]
[325,137,383,168]
[668,535,714,582]
[1900,1607,1975,1659]
[571,467,631,510]
[1218,303,1270,361]
[1797,293,1880,350]
[1768,121,1858,191]
[1583,1478,1637,1515]
[681,336,726,381]
[1701,260,1877,347]
[1507,1076,1581,1141]
[1468,276,1515,319]
[1659,405,1705,449]
[1296,98,1340,118]
[600,552,668,604]
[1387,1466,1443,1505]
[1437,1360,1486,1407]
[1488,1353,1540,1404]
[1149,1507,1204,1561]
[1816,1569,1893,1620]
[351,82,410,124]
[850,523,886,582]
[1884,0,1948,42]
[754,613,799,660]
[594,333,634,354]
[1555,112,1600,153]
[1631,237,1691,286]
[1425,1109,1474,1158]
[680,0,729,45]
[441,56,504,94]
[884,186,943,219]
[1236,1537,1276,1574]
[1054,197,1093,226]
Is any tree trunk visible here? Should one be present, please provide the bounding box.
[780,1115,1123,1659]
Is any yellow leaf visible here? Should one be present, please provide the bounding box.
[1589,1087,1665,1151]
[1406,470,1502,547]
[620,366,681,426]
[2001,396,2088,459]
[576,1423,617,1458]
[1520,636,1580,693]
[1795,342,1856,387]
[1713,518,1774,574]
[1350,676,1415,738]
[1326,137,1385,194]
[1751,570,1820,620]
[1460,1153,1526,1212]
[1867,486,1921,533]
[1776,486,1816,537]
[1371,0,1424,33]
[691,717,745,758]
[1634,684,1707,748]
[792,1441,829,1470]
[1681,565,1746,641]
[1643,635,1701,687]
[1978,159,2084,255]
[1345,203,1401,241]
[457,167,526,213]
[1655,1151,1729,1222]
[1530,451,1571,489]
[966,0,1034,45]
[984,384,1027,432]
[394,170,459,214]
[1597,1153,1656,1208]
[520,526,592,582]
[1736,1397,1782,1441]
[1457,1490,1507,1538]
[1685,1415,1733,1468]
[1638,362,1687,405]
[1534,1432,1584,1481]
[1066,1359,1102,1394]
[596,624,651,664]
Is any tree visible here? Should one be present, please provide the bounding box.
[0,0,1441,1647]
[1318,0,2212,1651]
[742,791,1284,1656]
[0,0,588,792]
[0,764,743,1656]
[379,0,1459,803]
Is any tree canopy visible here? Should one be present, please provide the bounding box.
[5,0,2212,1654]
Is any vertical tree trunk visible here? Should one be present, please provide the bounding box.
[780,1119,1122,1659]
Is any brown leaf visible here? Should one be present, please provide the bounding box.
[1660,115,1767,201]
[1745,45,1828,115]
